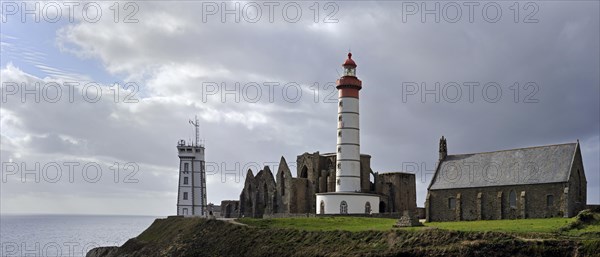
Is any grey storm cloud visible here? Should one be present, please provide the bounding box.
[1,1,598,215]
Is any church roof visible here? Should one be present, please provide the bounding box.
[429,142,578,190]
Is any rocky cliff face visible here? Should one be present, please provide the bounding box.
[86,247,118,257]
[86,217,593,257]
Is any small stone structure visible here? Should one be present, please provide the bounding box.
[220,200,239,218]
[393,210,422,227]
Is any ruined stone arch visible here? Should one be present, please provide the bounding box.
[300,165,308,178]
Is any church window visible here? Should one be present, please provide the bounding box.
[263,183,269,208]
[183,177,189,185]
[336,179,340,185]
[338,131,342,138]
[338,115,342,122]
[183,192,188,200]
[339,100,343,107]
[546,195,554,207]
[337,146,341,153]
[509,190,517,208]
[365,202,371,214]
[281,174,285,196]
[340,201,348,214]
[184,163,189,172]
[448,197,456,209]
[337,163,341,169]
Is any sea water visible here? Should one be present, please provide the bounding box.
[0,214,158,257]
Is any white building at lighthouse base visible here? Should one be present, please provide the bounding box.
[316,192,380,214]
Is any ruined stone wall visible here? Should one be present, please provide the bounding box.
[321,155,336,193]
[276,157,294,214]
[416,207,426,219]
[360,155,372,193]
[220,200,240,218]
[255,167,277,217]
[375,173,417,214]
[239,170,255,218]
[238,167,277,218]
[291,178,310,213]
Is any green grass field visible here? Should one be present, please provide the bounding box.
[426,217,574,233]
[237,212,600,236]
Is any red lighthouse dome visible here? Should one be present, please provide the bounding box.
[343,52,357,67]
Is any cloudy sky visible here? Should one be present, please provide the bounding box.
[1,1,598,216]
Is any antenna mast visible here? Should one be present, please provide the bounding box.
[189,115,200,146]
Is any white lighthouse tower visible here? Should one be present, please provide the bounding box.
[316,53,380,214]
[176,116,207,217]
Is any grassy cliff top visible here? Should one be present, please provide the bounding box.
[88,211,600,257]
[237,214,600,236]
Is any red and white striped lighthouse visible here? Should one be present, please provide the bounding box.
[336,53,362,192]
[316,53,380,215]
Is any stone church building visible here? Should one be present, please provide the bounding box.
[235,152,417,218]
[426,137,587,221]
